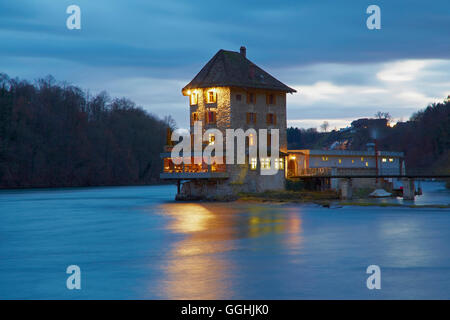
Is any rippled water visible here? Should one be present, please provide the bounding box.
[0,182,449,299]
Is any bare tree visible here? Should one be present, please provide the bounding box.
[374,111,392,122]
[320,121,330,132]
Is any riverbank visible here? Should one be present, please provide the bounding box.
[237,187,450,208]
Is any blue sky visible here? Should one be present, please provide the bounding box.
[1,0,449,129]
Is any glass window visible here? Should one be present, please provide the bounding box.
[250,158,257,170]
[382,158,387,162]
[208,134,215,145]
[190,92,198,105]
[249,133,255,146]
[260,158,271,170]
[274,158,284,170]
[389,158,394,162]
[207,90,217,103]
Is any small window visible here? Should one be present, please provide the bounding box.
[191,112,199,125]
[266,113,276,125]
[389,158,394,162]
[382,158,387,162]
[322,156,328,161]
[365,161,369,167]
[236,94,242,101]
[266,93,276,105]
[207,90,217,103]
[274,158,284,170]
[249,133,255,146]
[338,159,342,164]
[205,110,217,124]
[190,92,198,105]
[246,112,257,124]
[260,158,271,170]
[361,157,364,162]
[208,134,215,145]
[352,159,355,164]
[250,158,257,170]
[247,92,255,104]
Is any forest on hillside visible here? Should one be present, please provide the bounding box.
[0,73,448,189]
[287,101,450,172]
[0,74,171,188]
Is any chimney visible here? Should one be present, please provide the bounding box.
[240,46,246,58]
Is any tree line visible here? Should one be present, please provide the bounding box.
[0,73,171,188]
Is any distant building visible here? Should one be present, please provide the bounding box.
[351,118,388,129]
[286,147,405,189]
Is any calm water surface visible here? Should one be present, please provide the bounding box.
[0,182,449,299]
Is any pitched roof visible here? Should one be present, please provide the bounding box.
[182,49,296,93]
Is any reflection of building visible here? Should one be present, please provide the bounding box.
[160,47,296,199]
[158,203,303,299]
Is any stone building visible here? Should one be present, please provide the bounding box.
[160,47,296,199]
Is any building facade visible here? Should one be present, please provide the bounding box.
[287,148,405,190]
[160,47,296,199]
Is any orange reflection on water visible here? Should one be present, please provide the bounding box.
[158,203,237,299]
[156,203,304,299]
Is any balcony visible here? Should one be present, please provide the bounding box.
[160,156,228,180]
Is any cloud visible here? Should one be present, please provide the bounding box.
[0,0,449,130]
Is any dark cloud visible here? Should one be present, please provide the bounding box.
[0,0,449,128]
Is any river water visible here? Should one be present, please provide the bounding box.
[0,182,449,299]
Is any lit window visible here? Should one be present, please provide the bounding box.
[322,156,328,161]
[382,158,387,162]
[260,158,271,170]
[249,133,255,146]
[191,112,199,125]
[338,159,342,164]
[207,89,217,103]
[250,158,257,170]
[361,157,364,162]
[190,91,198,105]
[274,158,284,170]
[365,161,369,167]
[208,134,215,145]
[389,158,394,162]
[352,159,355,163]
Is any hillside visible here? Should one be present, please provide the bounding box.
[0,74,171,188]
